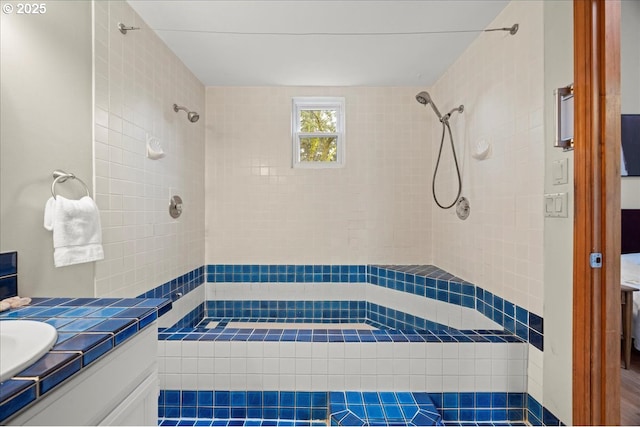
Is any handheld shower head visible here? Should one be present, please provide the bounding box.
[173,104,200,123]
[415,91,431,105]
[415,91,443,120]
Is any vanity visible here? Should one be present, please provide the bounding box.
[0,297,171,425]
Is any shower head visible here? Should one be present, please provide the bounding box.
[415,91,431,105]
[187,111,199,123]
[415,91,443,121]
[173,104,200,123]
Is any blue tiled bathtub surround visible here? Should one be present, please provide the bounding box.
[202,300,452,332]
[138,266,205,301]
[371,265,544,352]
[207,265,367,284]
[174,302,206,329]
[159,391,329,421]
[158,391,530,425]
[159,327,522,344]
[0,297,171,423]
[526,395,563,426]
[0,251,18,299]
[204,265,544,351]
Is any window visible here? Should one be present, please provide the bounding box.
[292,97,345,168]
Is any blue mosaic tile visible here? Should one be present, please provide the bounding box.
[202,264,543,350]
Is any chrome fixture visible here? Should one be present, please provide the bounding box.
[51,170,90,200]
[456,197,470,220]
[484,23,519,35]
[169,195,183,219]
[415,91,463,124]
[416,91,466,213]
[118,23,140,35]
[173,104,200,123]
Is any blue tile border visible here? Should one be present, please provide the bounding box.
[206,265,367,284]
[159,391,329,421]
[370,265,543,352]
[138,266,205,302]
[526,395,563,426]
[203,264,543,351]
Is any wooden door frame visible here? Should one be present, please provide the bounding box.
[573,0,621,424]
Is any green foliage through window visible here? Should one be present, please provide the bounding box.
[299,137,337,162]
[293,97,344,167]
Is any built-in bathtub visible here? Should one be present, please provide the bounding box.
[153,265,547,425]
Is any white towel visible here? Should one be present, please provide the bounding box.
[43,196,104,267]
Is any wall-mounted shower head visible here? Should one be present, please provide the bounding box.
[173,104,200,123]
[415,91,443,121]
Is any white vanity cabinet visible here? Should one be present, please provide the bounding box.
[7,324,159,426]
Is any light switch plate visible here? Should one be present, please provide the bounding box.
[544,192,568,217]
[552,158,569,185]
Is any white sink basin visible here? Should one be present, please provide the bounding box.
[0,320,58,382]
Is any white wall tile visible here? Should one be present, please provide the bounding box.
[430,0,544,316]
[205,87,432,265]
[94,1,205,298]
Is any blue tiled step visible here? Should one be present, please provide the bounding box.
[329,392,443,426]
[158,419,327,426]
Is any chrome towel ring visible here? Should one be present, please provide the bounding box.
[51,170,90,200]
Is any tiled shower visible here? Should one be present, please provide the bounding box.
[87,0,550,425]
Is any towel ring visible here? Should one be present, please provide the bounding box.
[51,170,90,200]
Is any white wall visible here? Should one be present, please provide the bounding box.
[429,1,545,316]
[0,1,94,297]
[205,87,432,265]
[93,1,205,297]
[542,1,573,424]
[621,0,640,208]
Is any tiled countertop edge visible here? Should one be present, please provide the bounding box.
[0,297,171,422]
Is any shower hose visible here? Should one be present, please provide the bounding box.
[432,120,462,209]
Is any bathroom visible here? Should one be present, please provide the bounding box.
[0,0,624,425]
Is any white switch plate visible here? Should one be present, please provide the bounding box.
[544,192,568,217]
[552,158,569,185]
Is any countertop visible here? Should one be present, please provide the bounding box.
[0,296,171,422]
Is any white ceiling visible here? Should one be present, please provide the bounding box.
[127,0,510,87]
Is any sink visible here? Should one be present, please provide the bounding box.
[0,320,58,382]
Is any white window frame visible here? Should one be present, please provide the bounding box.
[292,97,345,168]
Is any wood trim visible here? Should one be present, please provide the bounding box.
[573,0,621,424]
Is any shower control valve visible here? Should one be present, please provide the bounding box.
[169,195,183,219]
